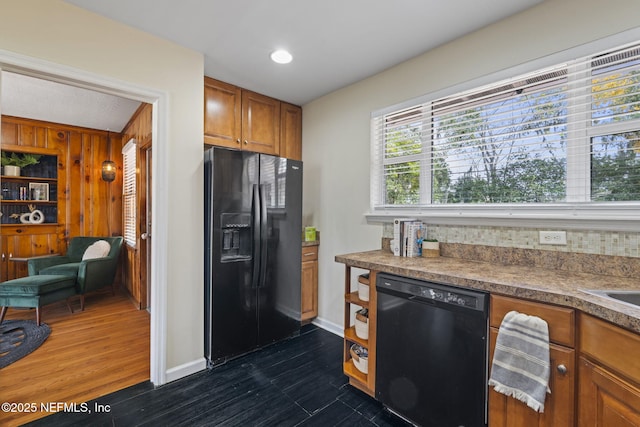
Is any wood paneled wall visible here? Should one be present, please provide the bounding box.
[1,116,123,278]
[120,103,153,308]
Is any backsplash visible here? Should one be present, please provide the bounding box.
[382,224,640,258]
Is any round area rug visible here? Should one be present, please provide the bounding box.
[0,320,51,369]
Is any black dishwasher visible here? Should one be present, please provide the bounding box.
[376,273,489,427]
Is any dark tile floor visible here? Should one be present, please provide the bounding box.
[28,324,410,426]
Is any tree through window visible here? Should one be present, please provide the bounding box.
[371,42,640,210]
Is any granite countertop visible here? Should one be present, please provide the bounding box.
[302,240,320,247]
[335,249,640,334]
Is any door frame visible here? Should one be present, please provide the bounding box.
[0,49,169,385]
[139,137,152,310]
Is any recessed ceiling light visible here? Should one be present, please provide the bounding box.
[270,49,293,64]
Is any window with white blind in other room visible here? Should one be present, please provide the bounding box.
[122,138,137,247]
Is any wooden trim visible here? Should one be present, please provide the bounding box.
[367,271,377,392]
[345,292,369,309]
[0,143,62,156]
[121,103,151,133]
[1,115,115,135]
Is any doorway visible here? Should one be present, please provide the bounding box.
[0,61,166,385]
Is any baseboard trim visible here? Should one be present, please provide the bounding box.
[312,316,343,338]
[165,357,207,383]
[163,319,343,383]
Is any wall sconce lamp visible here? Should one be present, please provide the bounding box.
[102,160,116,182]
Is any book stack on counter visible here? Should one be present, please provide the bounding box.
[392,218,424,257]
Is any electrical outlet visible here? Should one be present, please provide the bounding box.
[539,231,567,245]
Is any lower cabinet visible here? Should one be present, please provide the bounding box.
[488,295,576,427]
[327,274,640,425]
[490,296,640,426]
[579,313,640,426]
[489,329,575,427]
[301,244,318,321]
[579,357,640,426]
[0,225,60,281]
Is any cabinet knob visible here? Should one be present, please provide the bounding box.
[236,138,241,144]
[244,140,249,145]
[557,364,567,375]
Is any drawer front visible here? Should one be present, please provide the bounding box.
[301,245,318,261]
[491,295,575,347]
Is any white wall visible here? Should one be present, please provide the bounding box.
[0,0,204,378]
[302,0,640,330]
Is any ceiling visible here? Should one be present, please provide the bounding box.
[1,72,142,132]
[2,0,542,132]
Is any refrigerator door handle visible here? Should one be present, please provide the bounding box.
[258,184,268,288]
[251,183,261,289]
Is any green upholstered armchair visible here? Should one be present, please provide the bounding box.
[27,236,123,310]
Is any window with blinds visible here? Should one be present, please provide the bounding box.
[371,41,640,211]
[122,138,137,247]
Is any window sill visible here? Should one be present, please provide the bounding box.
[365,203,640,231]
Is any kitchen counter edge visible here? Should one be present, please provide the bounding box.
[335,249,640,334]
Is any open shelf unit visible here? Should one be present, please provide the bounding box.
[342,266,377,397]
[1,150,59,225]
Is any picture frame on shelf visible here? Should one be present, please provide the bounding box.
[28,182,49,201]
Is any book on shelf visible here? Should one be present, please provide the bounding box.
[393,218,423,257]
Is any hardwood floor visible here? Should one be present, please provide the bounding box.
[0,289,150,427]
[26,325,410,427]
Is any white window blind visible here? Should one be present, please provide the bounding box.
[371,41,640,211]
[122,138,137,247]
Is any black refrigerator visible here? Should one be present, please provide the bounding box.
[204,147,302,366]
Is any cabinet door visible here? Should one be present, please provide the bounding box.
[488,328,575,427]
[300,260,317,320]
[242,91,280,155]
[301,246,318,321]
[280,102,302,160]
[204,77,242,149]
[579,357,640,426]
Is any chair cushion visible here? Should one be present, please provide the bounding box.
[82,240,111,260]
[40,263,81,277]
[0,275,76,296]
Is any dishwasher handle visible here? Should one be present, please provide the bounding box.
[408,294,437,305]
[378,286,439,308]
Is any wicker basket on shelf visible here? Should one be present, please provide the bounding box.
[350,343,368,374]
[355,308,369,340]
[357,274,370,301]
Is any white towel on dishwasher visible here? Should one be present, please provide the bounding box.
[488,310,551,413]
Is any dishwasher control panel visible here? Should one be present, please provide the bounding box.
[377,273,487,312]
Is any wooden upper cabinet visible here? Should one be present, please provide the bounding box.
[280,102,302,161]
[204,77,301,158]
[204,77,242,149]
[241,90,280,156]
